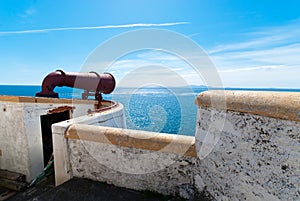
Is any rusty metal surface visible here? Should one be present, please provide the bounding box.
[94,100,119,113]
[47,106,74,115]
[36,70,115,100]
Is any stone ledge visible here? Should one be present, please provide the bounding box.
[65,124,197,157]
[195,90,300,122]
[0,95,98,104]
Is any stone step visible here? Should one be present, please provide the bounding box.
[0,170,27,200]
[0,170,25,182]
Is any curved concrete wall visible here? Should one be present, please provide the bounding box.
[52,102,126,186]
[49,90,300,200]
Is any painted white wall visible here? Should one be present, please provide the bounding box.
[52,103,127,185]
[0,99,97,182]
[0,102,29,178]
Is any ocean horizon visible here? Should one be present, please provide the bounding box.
[1,85,299,136]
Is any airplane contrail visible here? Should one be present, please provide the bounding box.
[0,22,190,35]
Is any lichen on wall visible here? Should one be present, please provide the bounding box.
[195,107,300,200]
[68,138,197,199]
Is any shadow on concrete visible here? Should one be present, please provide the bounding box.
[7,177,186,201]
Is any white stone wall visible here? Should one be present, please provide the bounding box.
[52,101,198,199]
[52,103,127,186]
[195,107,300,200]
[68,139,196,199]
[50,90,300,200]
[0,102,29,179]
[0,99,96,182]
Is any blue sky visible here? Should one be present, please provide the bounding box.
[0,0,299,88]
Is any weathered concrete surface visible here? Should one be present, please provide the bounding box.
[0,96,105,182]
[52,123,199,199]
[65,124,196,157]
[49,90,300,200]
[0,95,99,105]
[194,91,300,200]
[52,103,126,186]
[0,102,29,180]
[195,90,300,122]
[68,139,197,199]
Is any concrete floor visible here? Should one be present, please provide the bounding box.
[7,177,188,201]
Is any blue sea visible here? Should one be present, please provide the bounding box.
[1,85,299,136]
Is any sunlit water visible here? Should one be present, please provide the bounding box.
[1,85,299,136]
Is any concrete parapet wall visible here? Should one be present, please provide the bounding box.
[65,124,196,157]
[194,90,300,200]
[53,121,197,198]
[51,90,300,200]
[52,104,126,185]
[195,90,300,122]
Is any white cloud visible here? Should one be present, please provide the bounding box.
[219,66,300,89]
[219,65,284,73]
[0,22,189,35]
[86,50,205,87]
[208,19,300,88]
[210,19,300,54]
